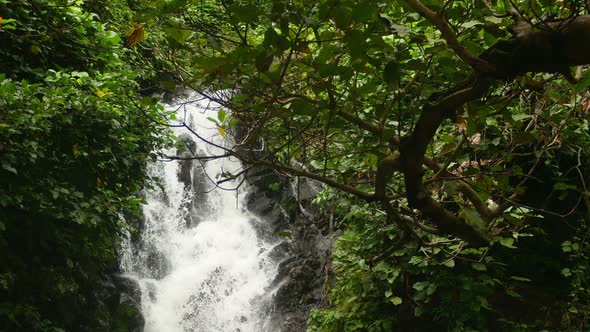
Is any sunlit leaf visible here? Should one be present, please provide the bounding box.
[471,262,487,271]
[510,276,531,282]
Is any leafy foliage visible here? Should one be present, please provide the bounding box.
[0,1,169,330]
[307,191,581,331]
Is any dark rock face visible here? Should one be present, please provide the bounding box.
[177,133,211,227]
[110,275,144,332]
[244,166,337,332]
[96,273,144,332]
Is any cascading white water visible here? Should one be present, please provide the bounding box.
[120,99,277,332]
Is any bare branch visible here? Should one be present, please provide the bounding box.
[162,154,232,161]
[248,159,377,202]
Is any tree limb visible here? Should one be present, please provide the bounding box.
[403,0,494,72]
[424,158,492,222]
[248,159,377,202]
[375,156,401,200]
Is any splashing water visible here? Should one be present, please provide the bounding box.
[120,98,276,332]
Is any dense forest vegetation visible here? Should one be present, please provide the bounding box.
[3,0,590,331]
[0,1,174,330]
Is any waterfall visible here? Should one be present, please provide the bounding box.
[120,98,277,332]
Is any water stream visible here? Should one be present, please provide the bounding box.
[120,99,277,331]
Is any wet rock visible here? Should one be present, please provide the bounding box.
[246,195,291,235]
[176,133,211,227]
[95,273,144,332]
[111,274,142,304]
[126,241,169,280]
[243,165,336,332]
[177,133,197,189]
[267,241,293,262]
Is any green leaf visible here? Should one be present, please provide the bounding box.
[103,30,121,45]
[318,63,338,78]
[471,262,487,271]
[512,113,533,121]
[255,50,274,72]
[442,259,455,268]
[2,163,17,174]
[228,4,259,24]
[278,231,292,238]
[263,27,288,51]
[414,306,425,317]
[0,18,17,24]
[499,237,516,248]
[462,20,483,29]
[391,297,403,305]
[263,26,280,46]
[217,109,226,122]
[575,71,590,91]
[163,27,194,44]
[554,182,577,191]
[351,2,374,21]
[506,289,522,298]
[332,6,352,29]
[381,128,396,141]
[289,99,315,115]
[228,118,239,128]
[312,26,321,46]
[383,59,401,87]
[364,153,378,167]
[413,281,428,291]
[510,276,531,282]
[232,94,250,103]
[71,71,89,78]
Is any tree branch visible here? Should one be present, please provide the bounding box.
[375,156,401,200]
[399,76,493,246]
[336,109,381,136]
[403,0,494,72]
[248,159,377,202]
[424,158,492,222]
[336,109,400,145]
[162,153,232,161]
